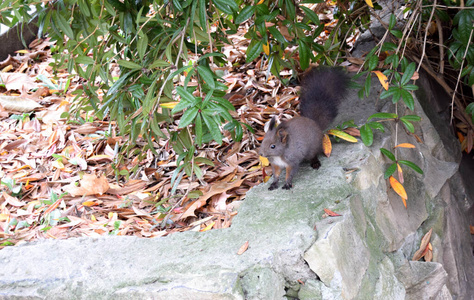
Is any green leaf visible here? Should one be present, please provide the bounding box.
[367,121,385,132]
[54,13,74,39]
[398,160,424,174]
[149,59,170,69]
[75,55,95,65]
[199,0,207,29]
[364,74,372,97]
[401,119,415,133]
[195,113,203,146]
[298,40,310,70]
[400,89,415,110]
[380,148,396,161]
[380,86,399,99]
[401,62,416,85]
[235,5,255,24]
[137,34,148,61]
[403,84,418,91]
[179,107,199,128]
[202,113,223,144]
[368,112,398,121]
[390,29,403,39]
[197,65,216,89]
[400,115,421,122]
[388,14,396,30]
[268,26,286,43]
[384,162,397,179]
[117,60,143,70]
[175,86,196,104]
[368,55,378,71]
[360,124,373,146]
[213,0,234,14]
[300,6,319,24]
[246,40,263,63]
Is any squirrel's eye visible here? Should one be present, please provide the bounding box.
[270,144,276,149]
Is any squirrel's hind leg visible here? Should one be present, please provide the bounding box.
[310,156,321,169]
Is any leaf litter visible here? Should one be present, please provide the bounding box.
[0,5,351,248]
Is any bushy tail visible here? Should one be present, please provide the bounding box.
[299,66,350,130]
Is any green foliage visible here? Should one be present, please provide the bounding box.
[1,177,22,197]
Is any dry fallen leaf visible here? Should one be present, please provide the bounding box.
[63,174,110,197]
[323,134,332,157]
[323,208,341,217]
[237,241,249,255]
[412,228,433,261]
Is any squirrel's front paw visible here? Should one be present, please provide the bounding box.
[282,183,293,190]
[269,182,279,190]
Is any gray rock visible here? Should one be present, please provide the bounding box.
[0,74,473,299]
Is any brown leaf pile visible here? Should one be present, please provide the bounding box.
[0,32,306,248]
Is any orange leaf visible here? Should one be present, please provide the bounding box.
[470,225,474,234]
[323,134,332,157]
[323,208,341,217]
[372,70,388,90]
[412,228,433,261]
[82,201,97,207]
[47,129,59,148]
[394,143,416,148]
[237,241,249,255]
[43,198,62,215]
[389,176,407,206]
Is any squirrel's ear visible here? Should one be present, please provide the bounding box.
[277,128,289,144]
[265,117,277,132]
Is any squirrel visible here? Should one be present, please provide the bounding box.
[259,66,350,190]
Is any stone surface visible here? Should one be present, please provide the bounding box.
[0,75,473,299]
[0,16,38,61]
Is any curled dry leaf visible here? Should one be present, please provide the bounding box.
[237,241,249,255]
[412,228,433,261]
[63,174,110,197]
[323,208,341,217]
[323,134,332,157]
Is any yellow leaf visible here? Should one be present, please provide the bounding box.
[365,0,374,8]
[372,71,389,90]
[389,176,407,207]
[82,201,97,207]
[15,49,30,54]
[394,143,416,148]
[259,156,269,167]
[257,0,264,4]
[0,214,10,221]
[263,42,270,55]
[323,134,332,157]
[327,129,358,143]
[1,65,13,72]
[160,101,179,109]
[91,214,97,221]
[200,221,215,232]
[264,175,271,183]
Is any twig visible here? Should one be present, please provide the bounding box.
[416,0,437,75]
[450,27,474,124]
